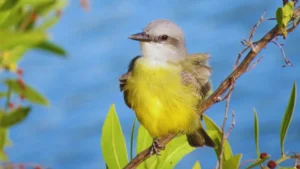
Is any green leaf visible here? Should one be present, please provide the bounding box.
[203,115,233,161]
[101,104,128,169]
[0,107,31,127]
[136,125,158,169]
[254,109,260,158]
[36,15,60,30]
[156,134,195,169]
[35,41,67,57]
[19,0,54,6]
[4,79,49,106]
[136,125,195,169]
[276,1,294,38]
[223,154,242,169]
[130,118,136,160]
[0,0,19,11]
[0,150,8,161]
[0,128,6,149]
[0,92,6,98]
[192,161,201,169]
[246,156,270,169]
[280,82,297,155]
[0,30,46,50]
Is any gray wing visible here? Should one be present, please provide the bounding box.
[181,53,212,101]
[119,55,141,108]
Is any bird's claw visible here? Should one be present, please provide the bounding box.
[150,139,165,156]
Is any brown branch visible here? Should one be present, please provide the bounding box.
[124,6,300,169]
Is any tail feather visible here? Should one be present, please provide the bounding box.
[187,127,217,148]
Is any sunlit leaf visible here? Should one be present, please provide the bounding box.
[223,154,242,169]
[136,125,195,169]
[5,79,49,106]
[280,82,296,155]
[36,15,60,30]
[35,41,67,57]
[246,156,270,169]
[0,150,8,161]
[203,115,233,161]
[136,125,158,169]
[0,107,31,127]
[254,109,260,158]
[0,30,46,50]
[192,161,201,169]
[276,1,294,38]
[156,134,195,169]
[0,128,6,149]
[101,104,128,169]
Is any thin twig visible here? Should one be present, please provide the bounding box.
[124,6,300,169]
[271,40,293,67]
[219,82,234,169]
[235,47,249,69]
[225,111,235,138]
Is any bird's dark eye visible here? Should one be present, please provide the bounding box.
[161,35,169,40]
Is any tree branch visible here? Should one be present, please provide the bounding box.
[124,6,300,169]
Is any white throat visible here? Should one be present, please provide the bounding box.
[140,42,184,67]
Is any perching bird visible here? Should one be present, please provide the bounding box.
[120,19,216,152]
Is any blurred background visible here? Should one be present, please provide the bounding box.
[5,0,300,168]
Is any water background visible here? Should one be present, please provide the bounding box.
[6,0,300,168]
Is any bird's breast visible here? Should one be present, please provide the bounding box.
[124,58,200,137]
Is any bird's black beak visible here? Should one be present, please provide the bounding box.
[128,32,151,42]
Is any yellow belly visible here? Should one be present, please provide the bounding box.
[124,58,200,138]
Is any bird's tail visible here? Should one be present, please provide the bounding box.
[186,126,217,148]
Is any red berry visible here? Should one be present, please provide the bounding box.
[260,152,268,159]
[8,102,14,109]
[267,160,277,169]
[17,68,23,76]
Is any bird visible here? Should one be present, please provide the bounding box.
[119,19,216,153]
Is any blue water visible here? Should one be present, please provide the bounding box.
[6,0,300,168]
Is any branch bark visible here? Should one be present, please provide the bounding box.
[124,7,300,169]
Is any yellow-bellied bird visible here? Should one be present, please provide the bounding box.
[120,20,216,153]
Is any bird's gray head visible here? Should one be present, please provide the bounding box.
[129,20,187,63]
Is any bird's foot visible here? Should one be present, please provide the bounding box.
[150,139,165,156]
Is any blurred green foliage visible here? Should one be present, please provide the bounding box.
[0,0,67,162]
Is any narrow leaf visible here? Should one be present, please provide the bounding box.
[35,41,67,57]
[280,82,297,155]
[4,79,49,106]
[130,118,136,160]
[0,107,31,127]
[192,161,201,169]
[246,156,270,169]
[223,154,242,169]
[254,109,260,157]
[203,115,233,161]
[101,104,128,169]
